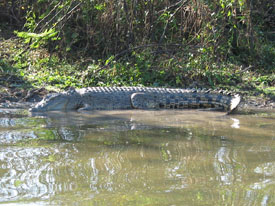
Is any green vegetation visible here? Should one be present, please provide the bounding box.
[0,0,274,99]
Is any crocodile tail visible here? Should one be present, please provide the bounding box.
[131,91,242,112]
[227,94,241,114]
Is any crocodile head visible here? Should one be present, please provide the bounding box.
[30,90,81,112]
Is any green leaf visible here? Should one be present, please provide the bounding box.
[94,3,105,11]
[105,56,115,65]
[227,10,231,17]
[14,180,23,187]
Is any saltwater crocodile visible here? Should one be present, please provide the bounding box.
[30,87,241,113]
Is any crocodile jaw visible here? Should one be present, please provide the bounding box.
[30,93,70,112]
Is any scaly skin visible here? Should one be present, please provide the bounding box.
[30,87,241,113]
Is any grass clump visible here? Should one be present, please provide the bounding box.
[0,0,274,100]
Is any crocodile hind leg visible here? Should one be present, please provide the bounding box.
[131,93,160,109]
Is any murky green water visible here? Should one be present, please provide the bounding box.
[0,109,274,206]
